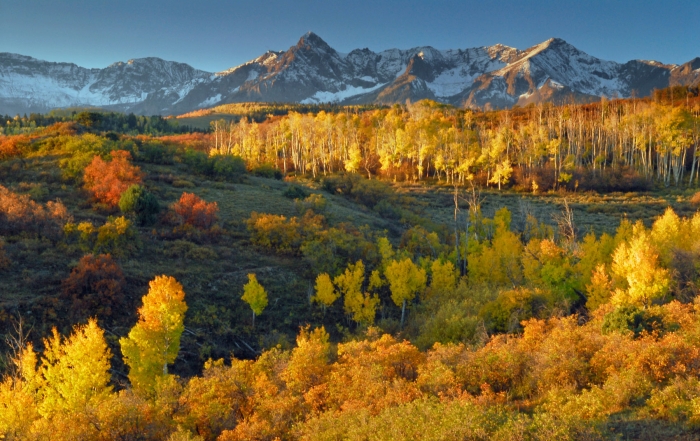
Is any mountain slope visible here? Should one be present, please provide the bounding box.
[1,33,698,115]
[0,53,211,115]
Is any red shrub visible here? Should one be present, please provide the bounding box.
[83,150,142,207]
[172,192,218,229]
[61,253,126,321]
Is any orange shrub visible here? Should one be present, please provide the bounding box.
[0,135,30,159]
[39,121,80,137]
[172,192,218,229]
[690,191,700,206]
[0,185,72,238]
[158,133,213,152]
[61,253,126,321]
[83,150,142,207]
[247,212,301,253]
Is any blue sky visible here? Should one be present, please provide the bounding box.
[2,0,699,72]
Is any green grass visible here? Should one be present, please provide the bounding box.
[399,183,692,237]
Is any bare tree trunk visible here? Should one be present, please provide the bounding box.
[400,299,406,328]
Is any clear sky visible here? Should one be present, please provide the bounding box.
[2,0,699,72]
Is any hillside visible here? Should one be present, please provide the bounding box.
[3,98,700,438]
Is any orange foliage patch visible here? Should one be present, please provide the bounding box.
[158,133,213,152]
[0,185,72,238]
[39,121,80,136]
[172,192,218,229]
[0,135,30,159]
[83,150,142,207]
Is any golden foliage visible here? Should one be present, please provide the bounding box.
[120,275,188,396]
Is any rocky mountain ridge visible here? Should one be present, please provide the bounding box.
[1,32,698,115]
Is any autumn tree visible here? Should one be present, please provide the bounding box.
[83,150,142,207]
[489,159,513,190]
[335,260,378,325]
[282,326,331,396]
[385,258,427,327]
[611,227,670,308]
[120,275,188,396]
[39,319,113,417]
[429,259,457,296]
[0,342,41,437]
[312,273,338,312]
[172,192,218,229]
[468,208,523,287]
[241,273,268,328]
[586,264,613,310]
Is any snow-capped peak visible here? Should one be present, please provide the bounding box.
[1,34,697,115]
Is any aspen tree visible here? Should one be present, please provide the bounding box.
[335,260,378,325]
[241,273,268,328]
[39,319,112,416]
[611,228,670,308]
[120,275,187,395]
[430,259,457,295]
[312,273,338,312]
[385,258,427,327]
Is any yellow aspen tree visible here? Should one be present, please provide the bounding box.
[120,275,187,396]
[429,259,456,295]
[336,260,378,325]
[376,237,395,266]
[39,319,113,417]
[650,207,683,265]
[241,273,268,328]
[385,258,427,327]
[488,159,513,190]
[312,273,338,312]
[369,269,385,292]
[586,264,613,310]
[344,143,362,173]
[611,229,670,308]
[0,343,41,437]
[281,326,331,395]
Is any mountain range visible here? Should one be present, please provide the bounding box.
[2,32,699,116]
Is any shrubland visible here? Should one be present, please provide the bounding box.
[2,93,700,439]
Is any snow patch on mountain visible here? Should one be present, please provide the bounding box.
[301,83,386,104]
[199,93,222,108]
[428,66,486,97]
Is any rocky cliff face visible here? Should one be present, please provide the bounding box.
[1,33,698,115]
